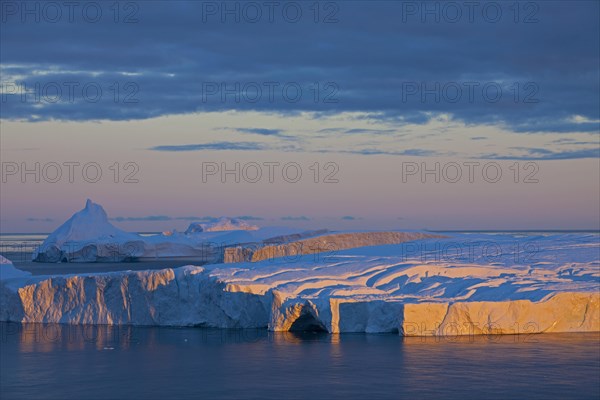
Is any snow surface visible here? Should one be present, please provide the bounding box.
[0,255,31,281]
[4,233,599,335]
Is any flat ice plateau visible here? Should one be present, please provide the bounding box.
[2,230,599,335]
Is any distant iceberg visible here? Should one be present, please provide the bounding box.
[32,200,294,263]
[185,217,259,234]
[32,200,442,263]
[32,199,144,262]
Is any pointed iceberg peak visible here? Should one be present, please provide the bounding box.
[79,199,109,221]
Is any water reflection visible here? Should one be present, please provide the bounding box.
[1,323,353,351]
[1,323,599,400]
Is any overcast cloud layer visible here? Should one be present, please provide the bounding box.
[1,1,599,134]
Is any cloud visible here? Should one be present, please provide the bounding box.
[552,138,599,146]
[471,136,487,140]
[483,147,600,160]
[235,215,264,221]
[345,128,396,135]
[232,128,284,136]
[339,148,442,157]
[568,115,600,124]
[341,216,361,220]
[148,139,599,160]
[186,217,218,223]
[150,140,451,157]
[225,127,297,140]
[2,2,598,133]
[110,215,208,222]
[26,217,53,222]
[110,215,177,222]
[281,216,310,221]
[318,128,397,135]
[150,142,266,152]
[150,140,442,156]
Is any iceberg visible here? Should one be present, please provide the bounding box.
[224,231,447,263]
[32,200,299,263]
[4,233,599,335]
[32,200,443,263]
[32,199,144,262]
[185,217,259,234]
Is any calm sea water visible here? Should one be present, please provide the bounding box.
[0,323,598,400]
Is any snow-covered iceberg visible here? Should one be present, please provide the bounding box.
[32,200,302,263]
[5,233,599,335]
[32,200,144,262]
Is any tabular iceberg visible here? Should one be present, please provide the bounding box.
[4,232,599,335]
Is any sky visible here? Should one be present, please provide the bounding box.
[0,0,599,232]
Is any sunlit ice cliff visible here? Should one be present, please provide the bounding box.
[2,226,599,335]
